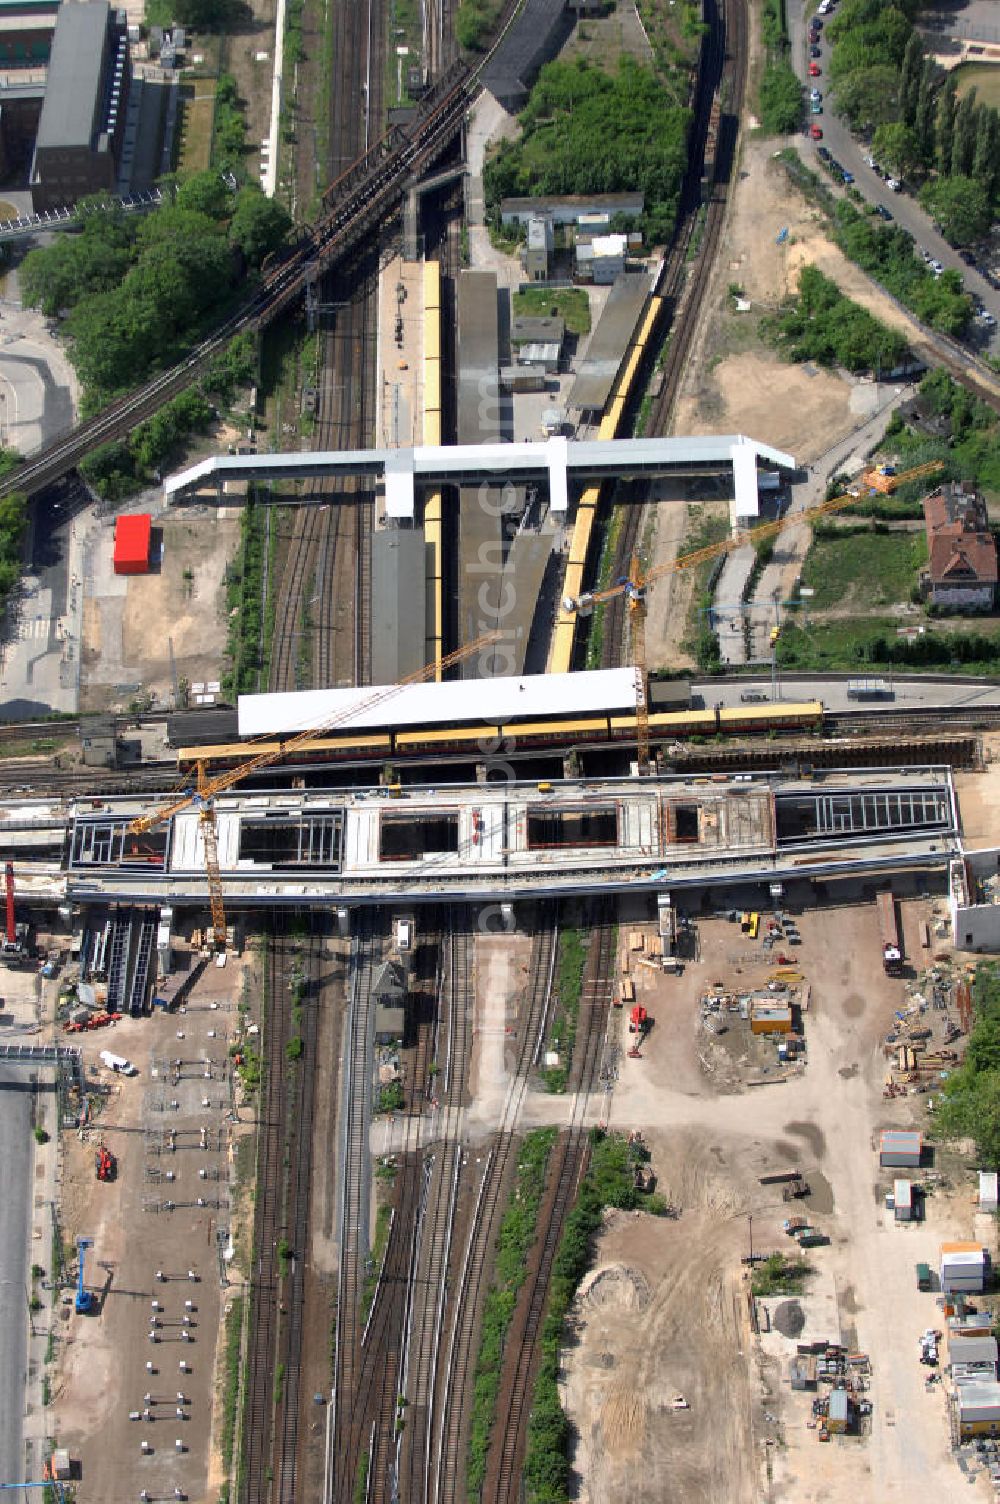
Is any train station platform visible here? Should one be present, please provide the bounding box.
[0,767,961,912]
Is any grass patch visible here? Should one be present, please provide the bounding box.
[800,526,927,609]
[467,1129,557,1498]
[360,1204,392,1326]
[751,1253,811,1297]
[951,61,1000,108]
[778,617,1000,674]
[176,83,217,177]
[544,928,587,1092]
[680,503,730,672]
[512,287,591,336]
[219,1295,244,1486]
[523,1131,663,1502]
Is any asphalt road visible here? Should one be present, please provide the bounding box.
[788,2,1000,354]
[0,1068,34,1489]
[691,672,1000,712]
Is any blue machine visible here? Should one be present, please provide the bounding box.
[75,1236,94,1315]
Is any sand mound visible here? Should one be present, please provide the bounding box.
[578,1263,652,1312]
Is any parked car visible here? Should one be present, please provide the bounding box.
[874,204,892,220]
[886,177,901,190]
[810,123,824,139]
[817,145,831,161]
[810,87,822,98]
[811,100,823,114]
[809,62,821,75]
[810,43,821,56]
[842,169,854,183]
[930,259,944,275]
[959,248,978,266]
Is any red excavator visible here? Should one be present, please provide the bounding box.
[0,861,29,967]
[628,1004,652,1058]
[95,1144,116,1182]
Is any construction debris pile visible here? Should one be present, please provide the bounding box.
[882,967,969,1099]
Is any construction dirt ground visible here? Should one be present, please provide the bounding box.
[560,893,989,1503]
[672,135,929,459]
[51,943,249,1504]
[80,509,240,712]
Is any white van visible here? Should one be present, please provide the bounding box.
[99,1049,136,1076]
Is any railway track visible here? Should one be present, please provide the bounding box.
[430,906,559,1504]
[398,911,473,1504]
[600,0,748,670]
[241,920,304,1504]
[488,913,616,1503]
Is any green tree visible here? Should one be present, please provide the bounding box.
[899,30,924,126]
[170,0,249,26]
[176,170,232,220]
[834,65,900,132]
[919,173,992,244]
[759,59,802,135]
[952,85,979,177]
[972,105,1000,204]
[871,121,923,179]
[935,73,957,172]
[227,187,291,266]
[913,58,940,164]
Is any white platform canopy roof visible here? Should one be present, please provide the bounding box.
[238,667,639,737]
[166,434,796,518]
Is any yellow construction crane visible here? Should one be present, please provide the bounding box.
[127,630,502,951]
[562,460,945,770]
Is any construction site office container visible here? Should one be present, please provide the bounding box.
[941,1243,987,1294]
[950,1335,998,1368]
[980,1171,998,1213]
[957,1382,1000,1436]
[750,1005,793,1035]
[113,512,152,574]
[879,1130,922,1168]
[893,1179,913,1221]
[826,1389,849,1433]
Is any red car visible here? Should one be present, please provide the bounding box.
[809,62,821,75]
[810,123,823,139]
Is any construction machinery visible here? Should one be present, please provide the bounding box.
[0,860,30,967]
[560,461,945,769]
[126,630,502,952]
[858,459,943,495]
[74,1236,94,1314]
[95,1144,115,1182]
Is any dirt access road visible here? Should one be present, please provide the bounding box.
[559,897,973,1504]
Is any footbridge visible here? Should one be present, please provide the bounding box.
[165,434,798,518]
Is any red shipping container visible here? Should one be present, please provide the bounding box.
[113,513,151,575]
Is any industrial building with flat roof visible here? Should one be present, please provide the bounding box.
[500,193,645,226]
[30,0,130,210]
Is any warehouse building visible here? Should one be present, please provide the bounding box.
[941,1241,987,1294]
[30,0,131,210]
[879,1130,922,1169]
[500,192,645,228]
